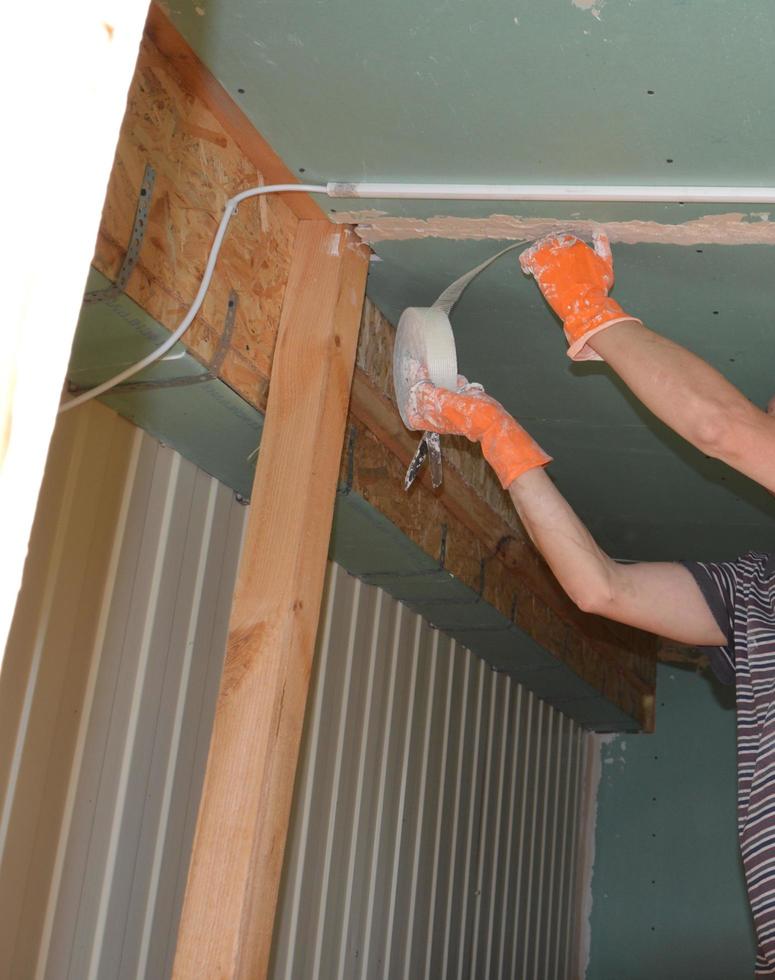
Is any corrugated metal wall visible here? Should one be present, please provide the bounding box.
[2,401,590,980]
[271,564,588,980]
[0,402,246,980]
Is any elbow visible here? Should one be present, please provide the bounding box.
[688,401,752,463]
[691,411,733,460]
[569,582,616,617]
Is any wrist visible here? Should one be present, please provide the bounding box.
[585,316,645,357]
[480,415,551,489]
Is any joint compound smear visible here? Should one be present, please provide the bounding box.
[573,0,604,18]
[331,211,775,247]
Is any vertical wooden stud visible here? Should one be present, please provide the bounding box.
[172,222,369,979]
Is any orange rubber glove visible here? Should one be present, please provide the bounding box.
[407,379,551,489]
[519,232,641,362]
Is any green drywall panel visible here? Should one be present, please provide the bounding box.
[586,664,756,979]
[167,0,775,187]
[447,626,559,673]
[70,269,261,498]
[329,489,444,579]
[364,240,775,561]
[544,695,638,732]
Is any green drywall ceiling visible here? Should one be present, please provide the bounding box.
[163,0,775,563]
[586,664,756,979]
[167,0,775,185]
[70,277,637,729]
[365,239,775,561]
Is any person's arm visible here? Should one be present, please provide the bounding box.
[520,232,775,492]
[589,319,775,492]
[408,381,726,646]
[508,467,726,645]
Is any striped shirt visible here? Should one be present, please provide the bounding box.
[684,552,775,978]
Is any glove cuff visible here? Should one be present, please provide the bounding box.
[564,294,640,362]
[480,416,552,489]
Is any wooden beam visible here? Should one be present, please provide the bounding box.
[172,223,369,979]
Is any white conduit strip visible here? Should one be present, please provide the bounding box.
[327,181,775,204]
[62,179,775,414]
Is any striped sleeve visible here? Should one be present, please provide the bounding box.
[681,558,738,685]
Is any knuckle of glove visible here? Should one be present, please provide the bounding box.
[409,385,505,443]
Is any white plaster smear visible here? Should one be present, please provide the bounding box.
[578,733,616,978]
[573,0,604,19]
[333,210,775,247]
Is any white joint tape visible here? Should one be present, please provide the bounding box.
[393,241,527,428]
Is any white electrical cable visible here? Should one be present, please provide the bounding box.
[63,177,775,413]
[59,183,326,413]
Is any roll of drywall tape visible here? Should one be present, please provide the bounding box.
[393,241,525,428]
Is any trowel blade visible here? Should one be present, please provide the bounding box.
[403,431,443,491]
[404,434,429,491]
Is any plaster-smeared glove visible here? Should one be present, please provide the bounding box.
[407,379,551,489]
[520,232,641,362]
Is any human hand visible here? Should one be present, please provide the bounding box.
[407,378,551,489]
[520,232,640,361]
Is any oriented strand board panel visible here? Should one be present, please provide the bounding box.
[92,28,299,407]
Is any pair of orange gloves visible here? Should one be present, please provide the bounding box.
[408,232,639,489]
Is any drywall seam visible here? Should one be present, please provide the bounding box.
[332,211,775,246]
[575,733,614,980]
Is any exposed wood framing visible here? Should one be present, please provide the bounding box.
[658,640,710,672]
[89,5,657,729]
[173,223,369,978]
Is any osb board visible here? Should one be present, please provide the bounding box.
[92,32,298,408]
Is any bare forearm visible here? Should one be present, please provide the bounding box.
[507,466,727,643]
[589,320,775,487]
[508,467,616,613]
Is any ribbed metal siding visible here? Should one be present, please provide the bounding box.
[271,564,587,980]
[0,403,246,980]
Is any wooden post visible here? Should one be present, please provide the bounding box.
[173,222,369,979]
